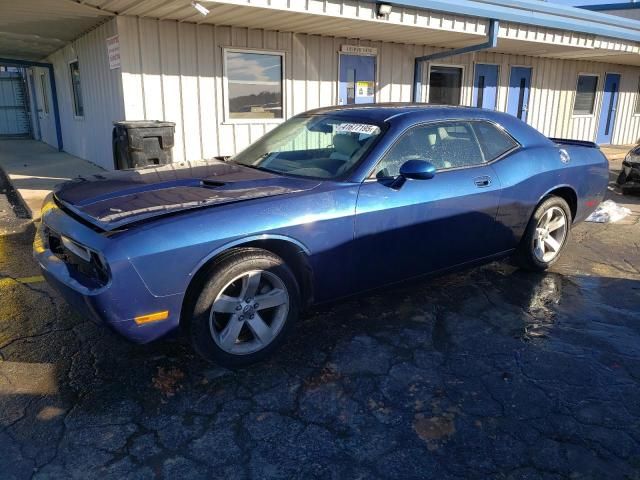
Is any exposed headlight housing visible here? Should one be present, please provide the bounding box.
[61,235,91,262]
[47,230,110,288]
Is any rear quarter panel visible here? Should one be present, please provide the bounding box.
[490,144,608,251]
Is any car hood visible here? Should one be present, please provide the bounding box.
[54,160,321,231]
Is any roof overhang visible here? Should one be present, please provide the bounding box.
[0,0,114,61]
[2,0,640,66]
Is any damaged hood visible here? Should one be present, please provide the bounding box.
[54,160,321,231]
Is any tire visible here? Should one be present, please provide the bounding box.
[186,248,300,367]
[516,196,572,272]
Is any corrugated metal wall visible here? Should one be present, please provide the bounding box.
[116,15,640,164]
[42,18,125,170]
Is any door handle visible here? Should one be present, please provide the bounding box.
[474,176,492,188]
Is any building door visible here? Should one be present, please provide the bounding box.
[338,54,376,105]
[507,67,532,122]
[473,64,498,109]
[596,73,621,145]
[0,71,31,137]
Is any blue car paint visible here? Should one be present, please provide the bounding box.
[34,105,609,344]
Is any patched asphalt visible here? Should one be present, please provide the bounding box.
[1,177,639,479]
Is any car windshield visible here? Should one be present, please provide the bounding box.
[230,114,383,179]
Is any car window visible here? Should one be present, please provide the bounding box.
[231,115,382,179]
[372,121,485,178]
[472,122,518,161]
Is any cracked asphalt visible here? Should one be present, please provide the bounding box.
[1,166,640,479]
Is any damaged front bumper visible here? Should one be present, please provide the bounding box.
[33,201,183,343]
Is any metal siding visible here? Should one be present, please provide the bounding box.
[114,15,640,163]
[44,18,124,170]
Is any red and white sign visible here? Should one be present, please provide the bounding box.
[106,35,121,70]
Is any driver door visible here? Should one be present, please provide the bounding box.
[353,120,504,290]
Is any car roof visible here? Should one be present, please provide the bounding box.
[302,103,501,124]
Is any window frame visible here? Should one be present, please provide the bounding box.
[68,59,84,119]
[572,73,599,117]
[39,73,49,116]
[426,63,465,106]
[222,47,286,125]
[471,120,520,162]
[366,119,521,180]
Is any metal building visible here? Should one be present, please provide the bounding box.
[2,0,640,170]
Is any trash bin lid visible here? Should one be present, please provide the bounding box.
[113,120,176,128]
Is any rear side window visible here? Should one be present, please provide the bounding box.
[372,120,486,177]
[472,122,518,161]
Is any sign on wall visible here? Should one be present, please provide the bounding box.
[340,45,378,56]
[356,81,375,98]
[106,35,121,70]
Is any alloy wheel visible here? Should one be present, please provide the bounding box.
[533,206,568,263]
[209,270,289,355]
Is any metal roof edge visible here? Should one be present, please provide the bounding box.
[364,0,640,42]
[579,3,640,12]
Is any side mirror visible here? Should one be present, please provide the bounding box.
[399,160,436,180]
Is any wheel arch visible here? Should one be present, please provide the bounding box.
[537,185,578,222]
[180,236,314,328]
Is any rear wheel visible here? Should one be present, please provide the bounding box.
[186,249,299,367]
[516,196,571,271]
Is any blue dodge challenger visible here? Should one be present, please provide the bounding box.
[35,105,608,366]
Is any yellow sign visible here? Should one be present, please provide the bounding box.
[356,81,375,98]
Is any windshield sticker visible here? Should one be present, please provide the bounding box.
[336,123,380,135]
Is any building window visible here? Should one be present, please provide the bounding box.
[429,66,462,105]
[69,60,84,118]
[224,49,284,121]
[573,74,598,115]
[635,78,640,115]
[39,73,49,115]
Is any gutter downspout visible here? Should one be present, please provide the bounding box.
[413,19,499,103]
[0,58,63,152]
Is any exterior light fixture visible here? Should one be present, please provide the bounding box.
[377,3,392,19]
[191,1,210,16]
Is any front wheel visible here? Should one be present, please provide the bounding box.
[186,248,300,367]
[516,196,571,271]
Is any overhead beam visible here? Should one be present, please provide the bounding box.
[413,19,499,102]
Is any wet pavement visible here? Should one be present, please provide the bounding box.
[1,176,640,479]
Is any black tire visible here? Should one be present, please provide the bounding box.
[186,248,300,368]
[516,196,572,272]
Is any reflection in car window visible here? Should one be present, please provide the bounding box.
[373,121,485,178]
[231,115,382,179]
[472,122,518,161]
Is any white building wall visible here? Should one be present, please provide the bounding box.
[43,18,125,170]
[46,16,640,169]
[115,15,640,162]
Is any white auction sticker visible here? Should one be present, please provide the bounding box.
[336,123,380,135]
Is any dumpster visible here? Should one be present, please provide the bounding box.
[112,120,175,169]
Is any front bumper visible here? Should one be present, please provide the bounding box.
[33,206,183,343]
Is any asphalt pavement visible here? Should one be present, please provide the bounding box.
[1,171,639,479]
